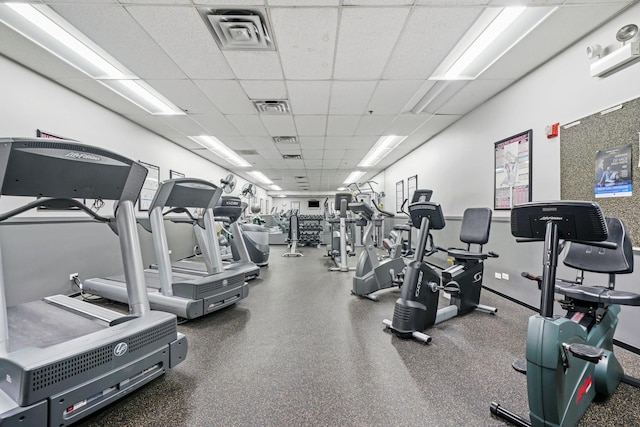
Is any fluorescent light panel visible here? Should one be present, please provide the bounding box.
[0,3,184,115]
[270,185,282,191]
[358,135,407,167]
[343,171,365,184]
[430,6,557,81]
[188,136,251,167]
[248,171,274,185]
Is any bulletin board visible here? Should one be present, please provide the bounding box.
[560,96,640,245]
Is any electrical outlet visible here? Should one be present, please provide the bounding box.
[502,273,510,280]
[69,273,79,281]
[494,272,502,279]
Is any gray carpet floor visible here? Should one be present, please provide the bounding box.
[76,245,640,426]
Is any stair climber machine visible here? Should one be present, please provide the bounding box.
[383,200,498,344]
[0,137,186,426]
[83,178,248,320]
[328,192,357,272]
[350,201,405,300]
[491,201,640,427]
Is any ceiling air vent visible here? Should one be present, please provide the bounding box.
[201,9,275,51]
[283,154,302,160]
[273,136,298,144]
[254,100,290,115]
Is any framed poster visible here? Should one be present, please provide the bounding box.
[291,201,300,213]
[494,130,532,210]
[407,175,417,204]
[138,161,160,211]
[594,144,632,198]
[395,180,404,213]
[170,170,185,180]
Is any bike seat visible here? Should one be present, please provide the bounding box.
[393,224,411,231]
[446,248,488,261]
[555,282,640,306]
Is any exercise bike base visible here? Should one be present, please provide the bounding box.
[382,318,432,344]
[490,402,531,427]
[352,291,379,301]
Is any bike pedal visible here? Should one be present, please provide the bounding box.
[567,343,604,364]
[511,358,527,374]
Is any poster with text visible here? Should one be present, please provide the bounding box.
[494,130,532,209]
[595,144,632,198]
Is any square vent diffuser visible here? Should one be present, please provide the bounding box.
[254,100,290,115]
[282,154,302,160]
[273,136,298,144]
[201,9,275,51]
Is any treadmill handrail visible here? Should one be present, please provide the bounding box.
[0,197,110,223]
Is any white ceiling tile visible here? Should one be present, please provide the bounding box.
[167,136,203,151]
[287,81,331,114]
[323,149,346,160]
[354,115,396,136]
[437,80,512,115]
[245,136,276,149]
[383,7,483,79]
[367,81,425,115]
[323,158,343,167]
[304,159,324,168]
[219,136,256,150]
[192,0,265,5]
[302,149,324,160]
[343,149,369,159]
[334,8,410,79]
[123,114,190,137]
[329,81,377,114]
[283,159,305,168]
[146,79,219,114]
[295,116,327,136]
[270,7,338,79]
[161,116,209,136]
[223,51,284,80]
[299,137,326,149]
[195,80,255,114]
[344,0,412,4]
[260,115,297,135]
[415,0,487,4]
[127,6,234,80]
[268,0,338,4]
[58,79,145,115]
[52,4,186,79]
[190,114,241,137]
[260,149,285,159]
[193,148,236,169]
[226,115,269,136]
[325,136,375,149]
[384,114,432,135]
[239,80,287,100]
[326,116,361,136]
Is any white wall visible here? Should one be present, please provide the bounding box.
[381,2,640,218]
[272,197,328,215]
[0,55,269,214]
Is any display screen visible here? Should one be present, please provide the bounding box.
[308,200,320,208]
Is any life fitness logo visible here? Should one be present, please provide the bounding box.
[114,342,129,357]
[576,375,592,404]
[65,152,101,161]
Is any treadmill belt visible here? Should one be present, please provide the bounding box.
[7,300,105,353]
[109,271,195,290]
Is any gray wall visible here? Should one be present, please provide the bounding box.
[0,218,195,306]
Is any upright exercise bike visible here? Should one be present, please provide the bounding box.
[491,201,640,427]
[383,200,498,344]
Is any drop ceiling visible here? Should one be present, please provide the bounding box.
[0,0,633,194]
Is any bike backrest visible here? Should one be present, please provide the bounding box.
[563,217,633,274]
[460,208,492,245]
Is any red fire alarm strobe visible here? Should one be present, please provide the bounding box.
[546,122,559,139]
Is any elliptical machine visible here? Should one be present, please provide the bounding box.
[383,200,498,344]
[350,201,404,300]
[490,201,640,427]
[328,192,356,272]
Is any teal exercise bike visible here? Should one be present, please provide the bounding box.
[491,200,640,427]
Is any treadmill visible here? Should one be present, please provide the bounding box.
[164,196,260,281]
[83,178,248,320]
[0,137,187,426]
